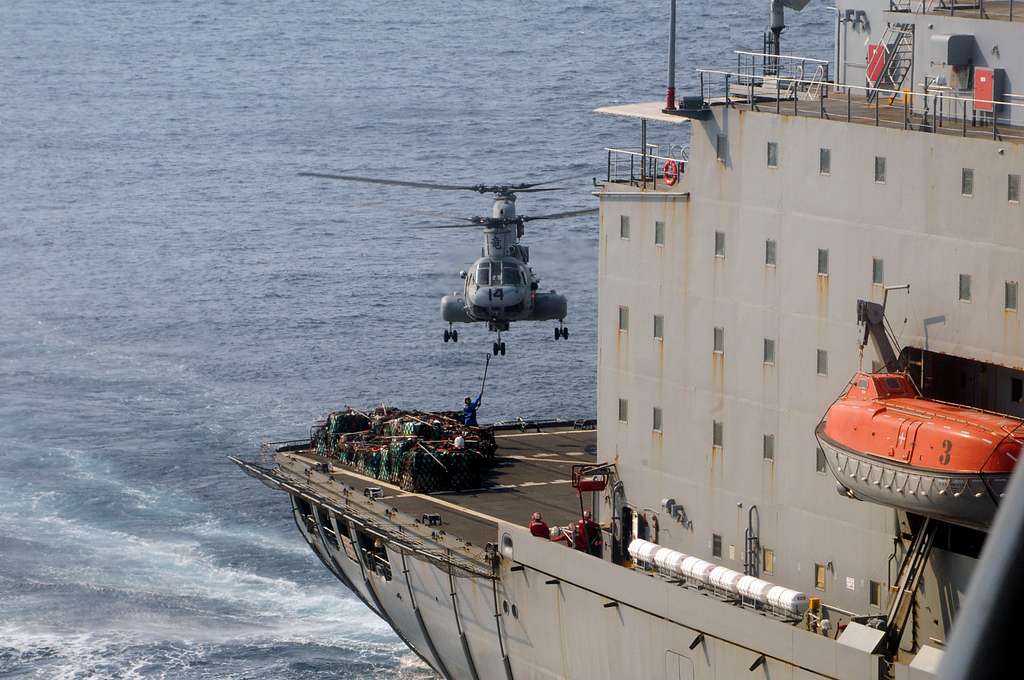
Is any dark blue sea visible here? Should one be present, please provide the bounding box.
[0,1,833,677]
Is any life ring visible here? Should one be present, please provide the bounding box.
[662,159,679,186]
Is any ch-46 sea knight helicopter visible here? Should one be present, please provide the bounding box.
[299,171,597,356]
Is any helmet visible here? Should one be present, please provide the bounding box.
[531,512,542,521]
[464,397,472,405]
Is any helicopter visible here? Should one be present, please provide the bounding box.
[299,171,597,356]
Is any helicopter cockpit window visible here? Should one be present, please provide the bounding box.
[502,263,523,286]
[476,262,491,286]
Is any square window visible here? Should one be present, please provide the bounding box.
[816,446,828,473]
[714,230,725,257]
[654,314,665,340]
[767,141,779,168]
[763,434,775,462]
[959,274,972,302]
[817,249,829,276]
[716,134,727,162]
[872,258,884,285]
[874,156,886,183]
[814,563,827,591]
[765,239,777,266]
[712,420,723,448]
[961,168,974,197]
[763,548,775,575]
[763,338,776,365]
[653,407,663,432]
[1011,378,1023,403]
[1007,281,1019,311]
[712,533,722,558]
[618,398,629,423]
[713,327,725,353]
[655,220,666,245]
[619,215,630,239]
[1010,174,1021,203]
[817,349,829,376]
[819,147,831,175]
[618,306,629,331]
[870,580,883,607]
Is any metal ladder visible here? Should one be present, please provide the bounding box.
[884,517,938,654]
[867,23,915,103]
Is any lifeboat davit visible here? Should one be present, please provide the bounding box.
[816,372,1023,530]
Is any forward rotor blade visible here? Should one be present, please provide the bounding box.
[514,187,566,194]
[417,223,485,229]
[521,207,599,222]
[298,172,478,192]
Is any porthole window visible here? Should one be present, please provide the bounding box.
[961,168,974,197]
[874,156,886,183]
[959,274,972,302]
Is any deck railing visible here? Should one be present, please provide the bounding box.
[605,146,688,190]
[694,67,1024,143]
[890,0,1016,21]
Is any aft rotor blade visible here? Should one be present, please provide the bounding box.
[418,223,485,229]
[510,174,587,190]
[298,172,479,192]
[514,187,566,194]
[521,207,599,222]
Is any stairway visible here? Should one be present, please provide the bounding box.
[884,517,937,654]
[867,23,915,103]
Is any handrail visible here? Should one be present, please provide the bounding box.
[695,67,1023,112]
[892,0,1017,20]
[605,147,688,190]
[695,66,1024,142]
[734,50,828,65]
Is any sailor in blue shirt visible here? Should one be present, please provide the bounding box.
[463,394,482,426]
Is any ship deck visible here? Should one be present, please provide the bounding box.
[276,426,598,551]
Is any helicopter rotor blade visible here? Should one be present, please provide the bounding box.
[417,223,487,230]
[521,207,599,222]
[508,174,586,190]
[298,172,480,192]
[513,187,566,194]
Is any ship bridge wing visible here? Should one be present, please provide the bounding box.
[593,102,691,124]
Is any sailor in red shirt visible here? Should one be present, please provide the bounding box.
[528,512,550,539]
[575,510,602,555]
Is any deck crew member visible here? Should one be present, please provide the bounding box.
[463,394,482,426]
[528,512,550,538]
[575,510,602,556]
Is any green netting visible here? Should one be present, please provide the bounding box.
[307,407,496,493]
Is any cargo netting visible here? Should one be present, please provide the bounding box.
[302,407,497,493]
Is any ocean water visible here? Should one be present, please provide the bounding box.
[0,1,834,677]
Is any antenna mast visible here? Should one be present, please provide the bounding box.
[666,0,677,110]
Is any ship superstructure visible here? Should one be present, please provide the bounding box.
[235,2,1024,678]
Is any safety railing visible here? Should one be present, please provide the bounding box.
[890,0,1017,21]
[694,67,1024,143]
[605,146,688,190]
[734,50,829,88]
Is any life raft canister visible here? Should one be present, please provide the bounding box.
[663,158,679,186]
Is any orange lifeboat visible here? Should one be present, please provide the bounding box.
[816,372,1023,530]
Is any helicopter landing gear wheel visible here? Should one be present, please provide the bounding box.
[556,322,568,340]
[451,329,458,343]
[500,342,506,356]
[444,329,451,343]
[492,342,499,356]
[561,327,569,340]
[554,327,560,340]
